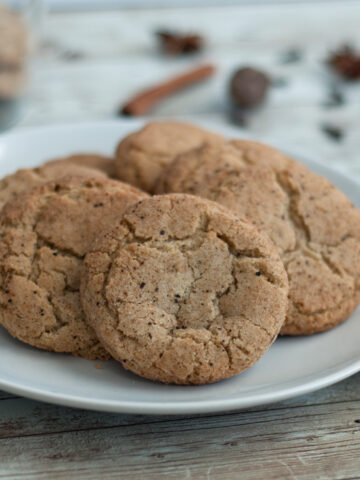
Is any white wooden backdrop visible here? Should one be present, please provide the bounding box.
[1,1,360,478]
[23,0,360,177]
[8,0,351,11]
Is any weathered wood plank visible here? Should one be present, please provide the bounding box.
[21,2,360,177]
[37,2,360,59]
[0,391,17,401]
[1,399,360,479]
[1,373,360,440]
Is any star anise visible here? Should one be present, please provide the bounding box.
[156,30,203,55]
[327,45,360,80]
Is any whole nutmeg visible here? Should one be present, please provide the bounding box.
[230,67,270,108]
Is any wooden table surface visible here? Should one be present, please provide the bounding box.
[2,1,360,478]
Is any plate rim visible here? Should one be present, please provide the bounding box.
[1,355,360,414]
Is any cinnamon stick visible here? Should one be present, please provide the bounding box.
[120,64,215,116]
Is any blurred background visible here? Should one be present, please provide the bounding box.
[0,0,359,175]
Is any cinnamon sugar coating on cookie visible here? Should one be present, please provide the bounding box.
[115,121,224,193]
[157,140,360,335]
[44,153,117,178]
[0,162,107,210]
[0,176,148,359]
[81,194,288,384]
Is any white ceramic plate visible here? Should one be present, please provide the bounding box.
[0,119,359,415]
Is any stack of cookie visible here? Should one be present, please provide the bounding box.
[0,121,359,385]
[0,3,28,100]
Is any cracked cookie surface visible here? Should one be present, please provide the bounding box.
[0,176,148,359]
[81,194,288,384]
[0,161,107,210]
[44,153,117,178]
[115,121,224,193]
[157,140,360,335]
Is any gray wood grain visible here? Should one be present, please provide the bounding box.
[0,374,360,478]
[1,373,360,440]
[1,390,360,479]
[0,391,17,401]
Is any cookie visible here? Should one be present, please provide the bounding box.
[0,162,107,210]
[44,153,117,178]
[156,140,291,194]
[0,176,148,359]
[115,122,224,193]
[0,68,25,99]
[81,194,288,384]
[0,5,28,68]
[157,140,360,335]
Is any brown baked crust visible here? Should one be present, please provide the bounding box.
[0,176,148,359]
[81,194,288,384]
[0,163,107,211]
[44,154,117,178]
[115,122,224,193]
[157,140,360,335]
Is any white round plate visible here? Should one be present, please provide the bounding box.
[0,119,359,415]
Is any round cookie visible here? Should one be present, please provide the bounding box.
[0,68,26,99]
[157,140,360,335]
[0,176,148,359]
[115,121,224,193]
[81,194,288,384]
[44,153,117,178]
[156,140,291,194]
[0,5,28,68]
[0,162,107,210]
